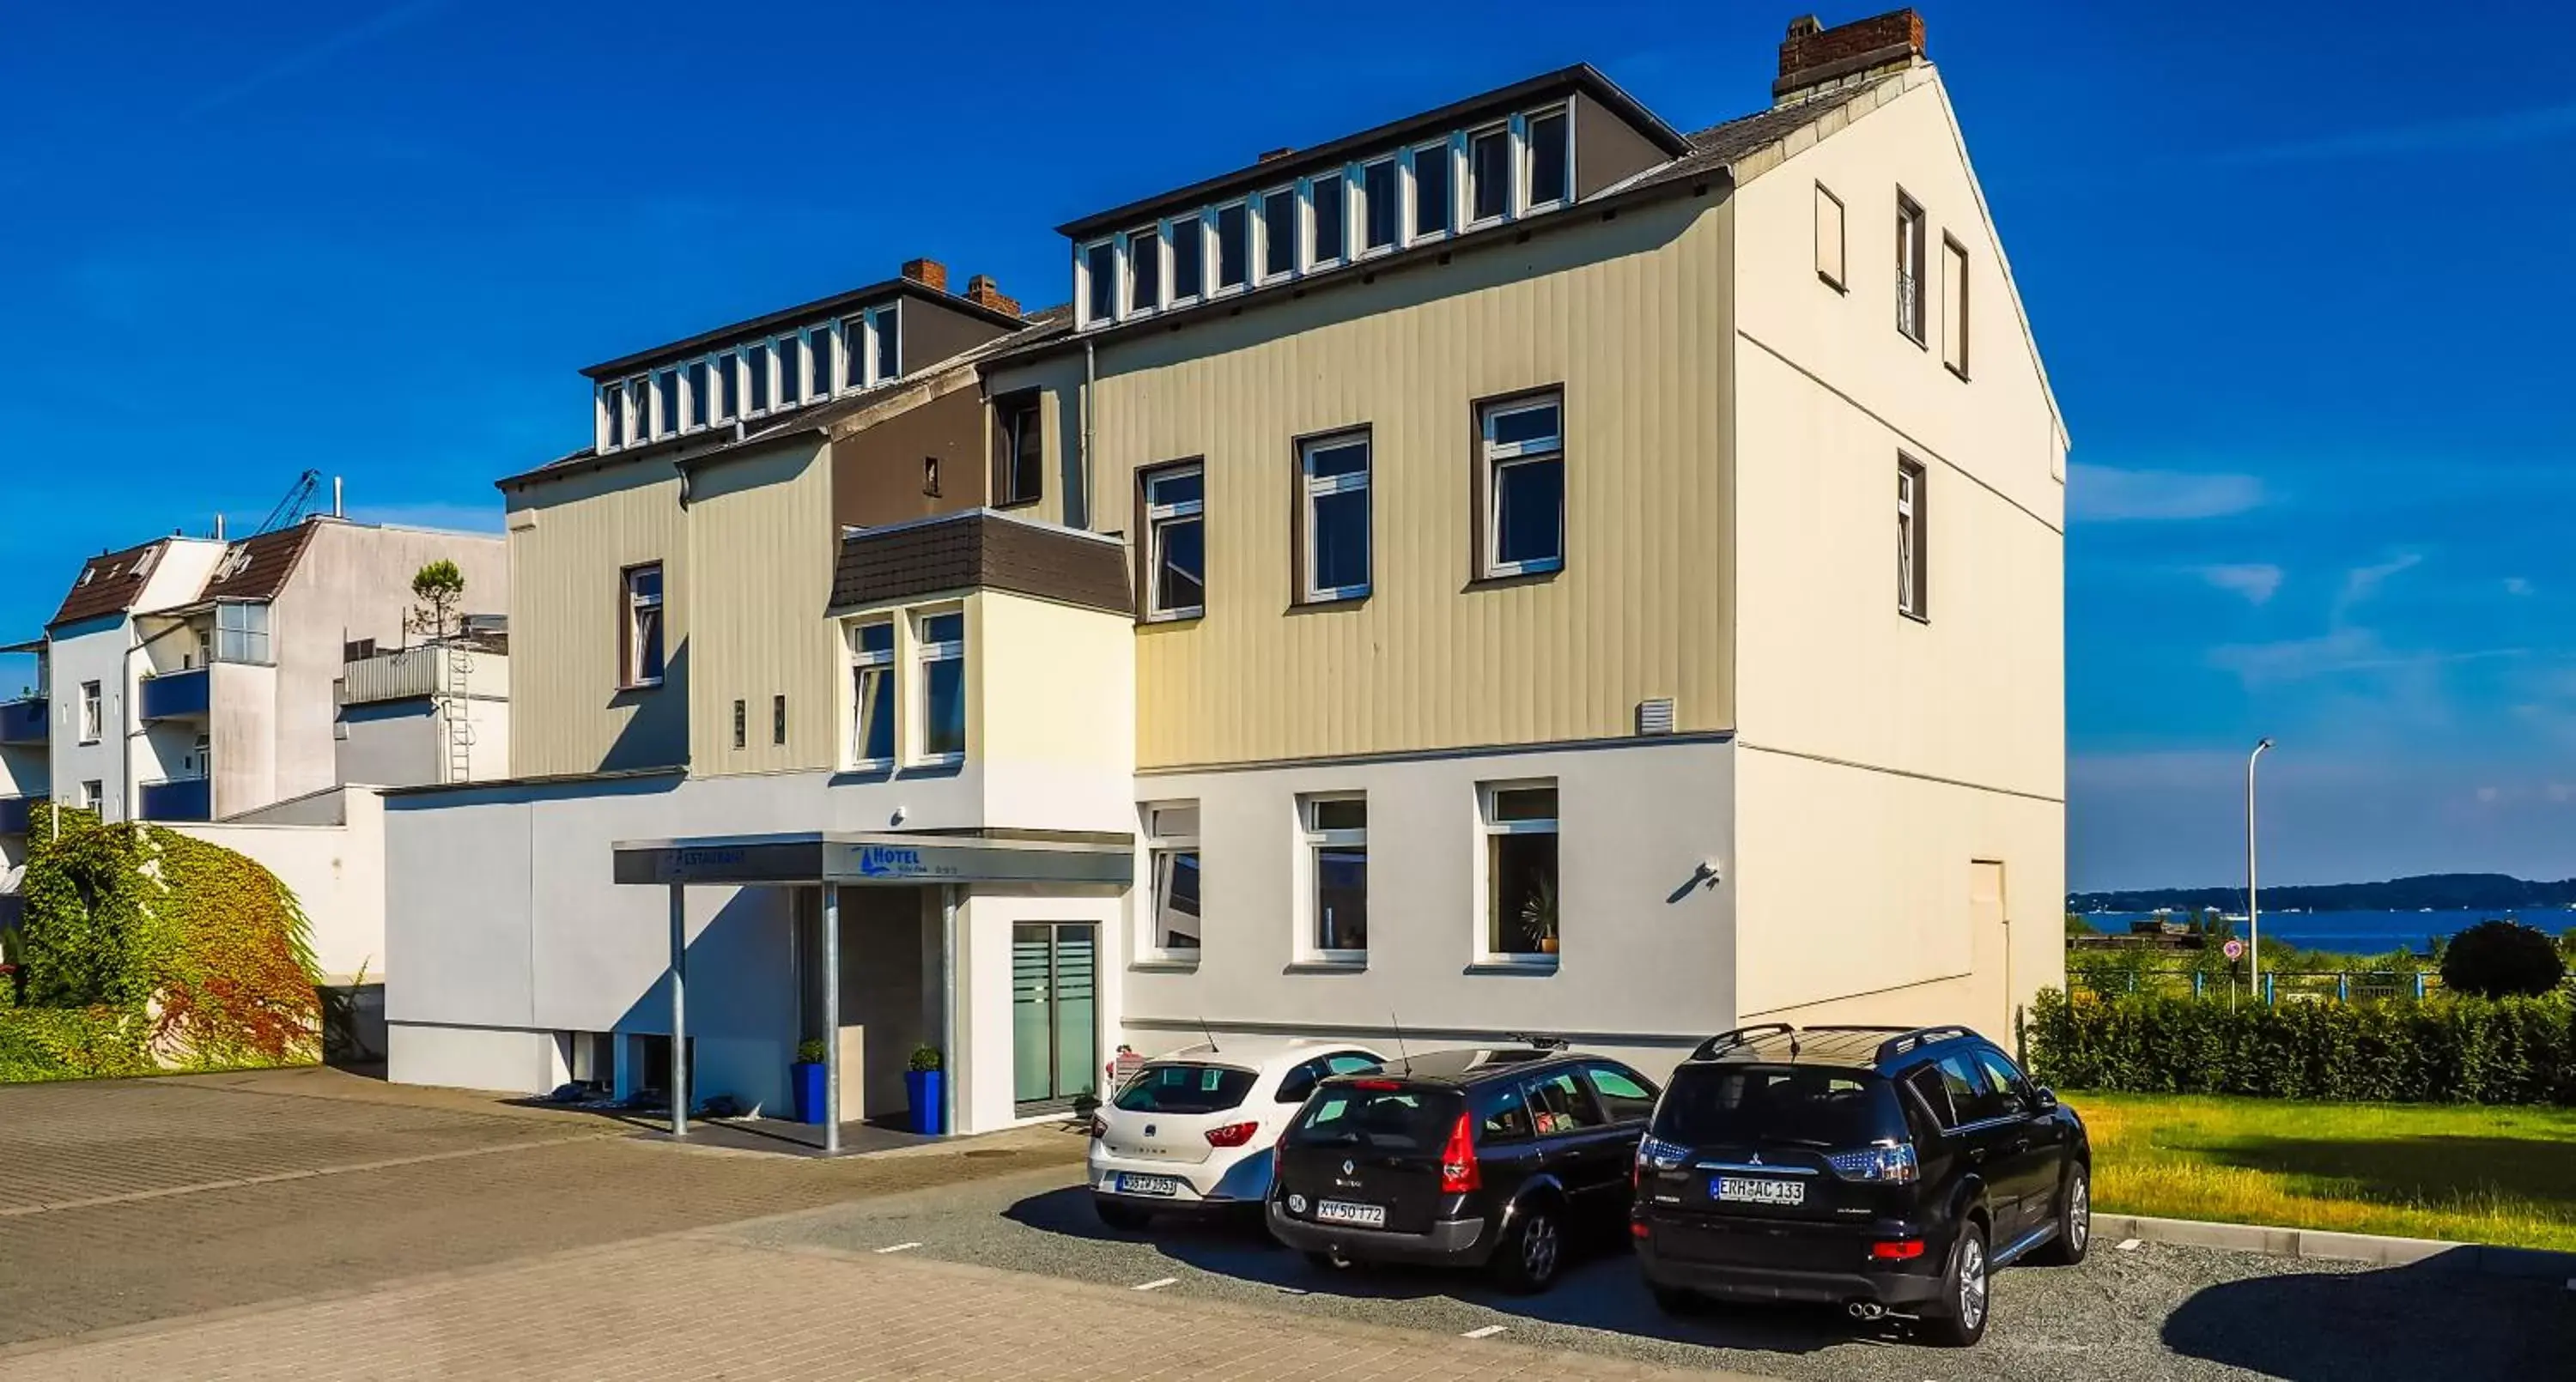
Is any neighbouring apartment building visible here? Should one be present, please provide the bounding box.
[384,9,2066,1138]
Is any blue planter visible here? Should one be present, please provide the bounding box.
[791,1061,828,1124]
[904,1069,945,1135]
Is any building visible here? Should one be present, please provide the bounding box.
[384,9,2065,1139]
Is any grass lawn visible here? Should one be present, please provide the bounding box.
[2068,1091,2576,1252]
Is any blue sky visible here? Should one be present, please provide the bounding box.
[3,2,2572,888]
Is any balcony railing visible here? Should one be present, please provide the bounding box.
[137,776,211,823]
[0,696,45,746]
[139,667,211,721]
[0,795,32,835]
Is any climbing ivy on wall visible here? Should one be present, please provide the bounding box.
[3,808,321,1079]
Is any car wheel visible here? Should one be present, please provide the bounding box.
[1093,1199,1154,1233]
[2034,1161,2092,1265]
[1491,1205,1565,1294]
[1924,1220,1990,1348]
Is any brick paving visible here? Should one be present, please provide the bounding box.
[0,1233,1769,1381]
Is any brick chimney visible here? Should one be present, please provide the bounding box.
[963,274,1020,318]
[900,258,948,293]
[1775,9,1924,105]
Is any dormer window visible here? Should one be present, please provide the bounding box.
[1213,203,1249,292]
[1168,213,1205,305]
[1410,141,1453,239]
[1127,227,1160,316]
[1081,239,1116,325]
[684,360,709,430]
[1467,124,1511,224]
[1359,157,1399,254]
[1525,106,1571,209]
[653,370,678,439]
[747,345,772,413]
[869,304,900,383]
[775,336,805,408]
[713,351,739,421]
[601,382,627,448]
[1308,170,1346,267]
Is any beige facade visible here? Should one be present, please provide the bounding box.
[504,460,695,778]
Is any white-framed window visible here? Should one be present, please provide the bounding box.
[1409,139,1454,242]
[1480,782,1559,963]
[1298,430,1371,602]
[1126,225,1161,318]
[1467,123,1512,225]
[1141,463,1206,620]
[746,341,773,415]
[1212,201,1249,294]
[1523,105,1571,210]
[1079,238,1117,326]
[1898,458,1929,620]
[78,680,101,743]
[1814,182,1846,291]
[1257,183,1297,282]
[79,779,101,809]
[847,618,895,767]
[914,607,965,764]
[993,391,1043,506]
[622,563,665,688]
[713,350,740,422]
[1941,233,1970,378]
[775,335,806,409]
[1358,156,1399,255]
[806,324,837,398]
[215,601,270,663]
[869,301,901,384]
[1896,191,1927,343]
[1307,167,1348,269]
[1167,211,1206,306]
[653,369,679,439]
[683,359,710,430]
[623,374,650,441]
[1479,392,1565,578]
[1140,801,1203,961]
[598,381,626,450]
[1300,794,1368,961]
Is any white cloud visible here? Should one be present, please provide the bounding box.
[2196,563,2282,605]
[2505,577,2534,597]
[2069,464,2264,522]
[2336,552,2422,612]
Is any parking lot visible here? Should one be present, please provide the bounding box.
[725,1161,2576,1382]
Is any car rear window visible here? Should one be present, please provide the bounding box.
[1651,1064,1906,1149]
[1283,1083,1463,1153]
[1113,1064,1257,1114]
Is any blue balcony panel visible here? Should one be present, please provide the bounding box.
[0,795,31,835]
[138,778,211,823]
[0,697,44,745]
[140,668,210,721]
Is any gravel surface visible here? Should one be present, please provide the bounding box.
[724,1164,2576,1382]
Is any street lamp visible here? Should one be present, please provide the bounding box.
[2245,737,2275,1000]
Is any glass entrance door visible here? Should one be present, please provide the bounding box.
[1011,922,1099,1114]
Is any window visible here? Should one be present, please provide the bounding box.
[872,304,900,382]
[1115,1064,1255,1114]
[623,564,665,688]
[1359,157,1398,252]
[747,342,772,413]
[921,456,940,498]
[1525,106,1570,208]
[1259,185,1297,280]
[993,391,1043,506]
[1212,202,1249,291]
[653,371,678,438]
[1898,458,1928,620]
[1523,1070,1602,1135]
[1482,783,1558,960]
[1479,393,1564,578]
[1308,171,1346,266]
[1973,1049,2032,1118]
[1411,141,1452,239]
[1935,1053,2008,1124]
[78,681,101,743]
[1583,1063,1658,1123]
[732,699,745,749]
[1127,227,1160,315]
[1168,212,1205,304]
[216,601,270,663]
[1081,239,1116,324]
[848,620,894,766]
[1302,795,1367,960]
[1143,802,1201,958]
[1277,1052,1379,1105]
[1471,1080,1533,1143]
[1896,192,1926,342]
[808,326,836,397]
[1468,124,1510,222]
[772,693,787,747]
[1297,432,1370,602]
[684,360,709,429]
[601,382,627,448]
[915,609,965,762]
[1141,464,1205,620]
[1814,182,1846,290]
[714,351,740,421]
[80,779,102,809]
[1941,233,1970,376]
[775,336,805,407]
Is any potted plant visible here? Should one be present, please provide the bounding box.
[904,1045,945,1136]
[791,1039,829,1125]
[1520,875,1559,956]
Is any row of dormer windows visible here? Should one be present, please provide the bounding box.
[596,302,903,452]
[1075,102,1572,330]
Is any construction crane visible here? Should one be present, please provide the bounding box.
[256,470,322,536]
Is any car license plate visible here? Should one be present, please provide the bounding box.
[1714,1176,1806,1206]
[1314,1199,1387,1227]
[1117,1173,1182,1197]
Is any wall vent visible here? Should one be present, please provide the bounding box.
[1636,697,1677,736]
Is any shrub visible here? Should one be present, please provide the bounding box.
[2024,987,2576,1105]
[2441,920,2567,998]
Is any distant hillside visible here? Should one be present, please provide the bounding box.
[2068,873,2576,914]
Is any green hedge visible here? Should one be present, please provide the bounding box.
[0,1005,155,1083]
[2024,988,2576,1105]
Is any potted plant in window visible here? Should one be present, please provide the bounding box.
[792,1039,829,1125]
[1520,876,1559,956]
[905,1045,945,1136]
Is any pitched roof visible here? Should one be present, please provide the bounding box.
[48,539,172,629]
[1614,80,1887,197]
[197,521,319,603]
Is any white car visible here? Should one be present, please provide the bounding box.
[1090,1037,1387,1229]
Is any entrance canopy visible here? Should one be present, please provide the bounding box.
[611,830,1134,888]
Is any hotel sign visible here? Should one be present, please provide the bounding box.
[615,835,1132,888]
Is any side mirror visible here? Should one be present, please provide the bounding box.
[2034,1087,2059,1111]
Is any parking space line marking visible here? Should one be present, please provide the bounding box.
[874,1242,921,1254]
[1461,1324,1508,1339]
[1133,1277,1178,1292]
[2117,1238,2142,1252]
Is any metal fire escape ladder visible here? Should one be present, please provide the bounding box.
[442,644,476,784]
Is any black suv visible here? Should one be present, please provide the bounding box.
[1632,1024,2088,1346]
[1267,1046,1662,1293]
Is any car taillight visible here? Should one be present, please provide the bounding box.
[1635,1134,1688,1180]
[1826,1142,1919,1184]
[1869,1239,1926,1261]
[1088,1116,1105,1139]
[1438,1112,1480,1193]
[1205,1121,1261,1148]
